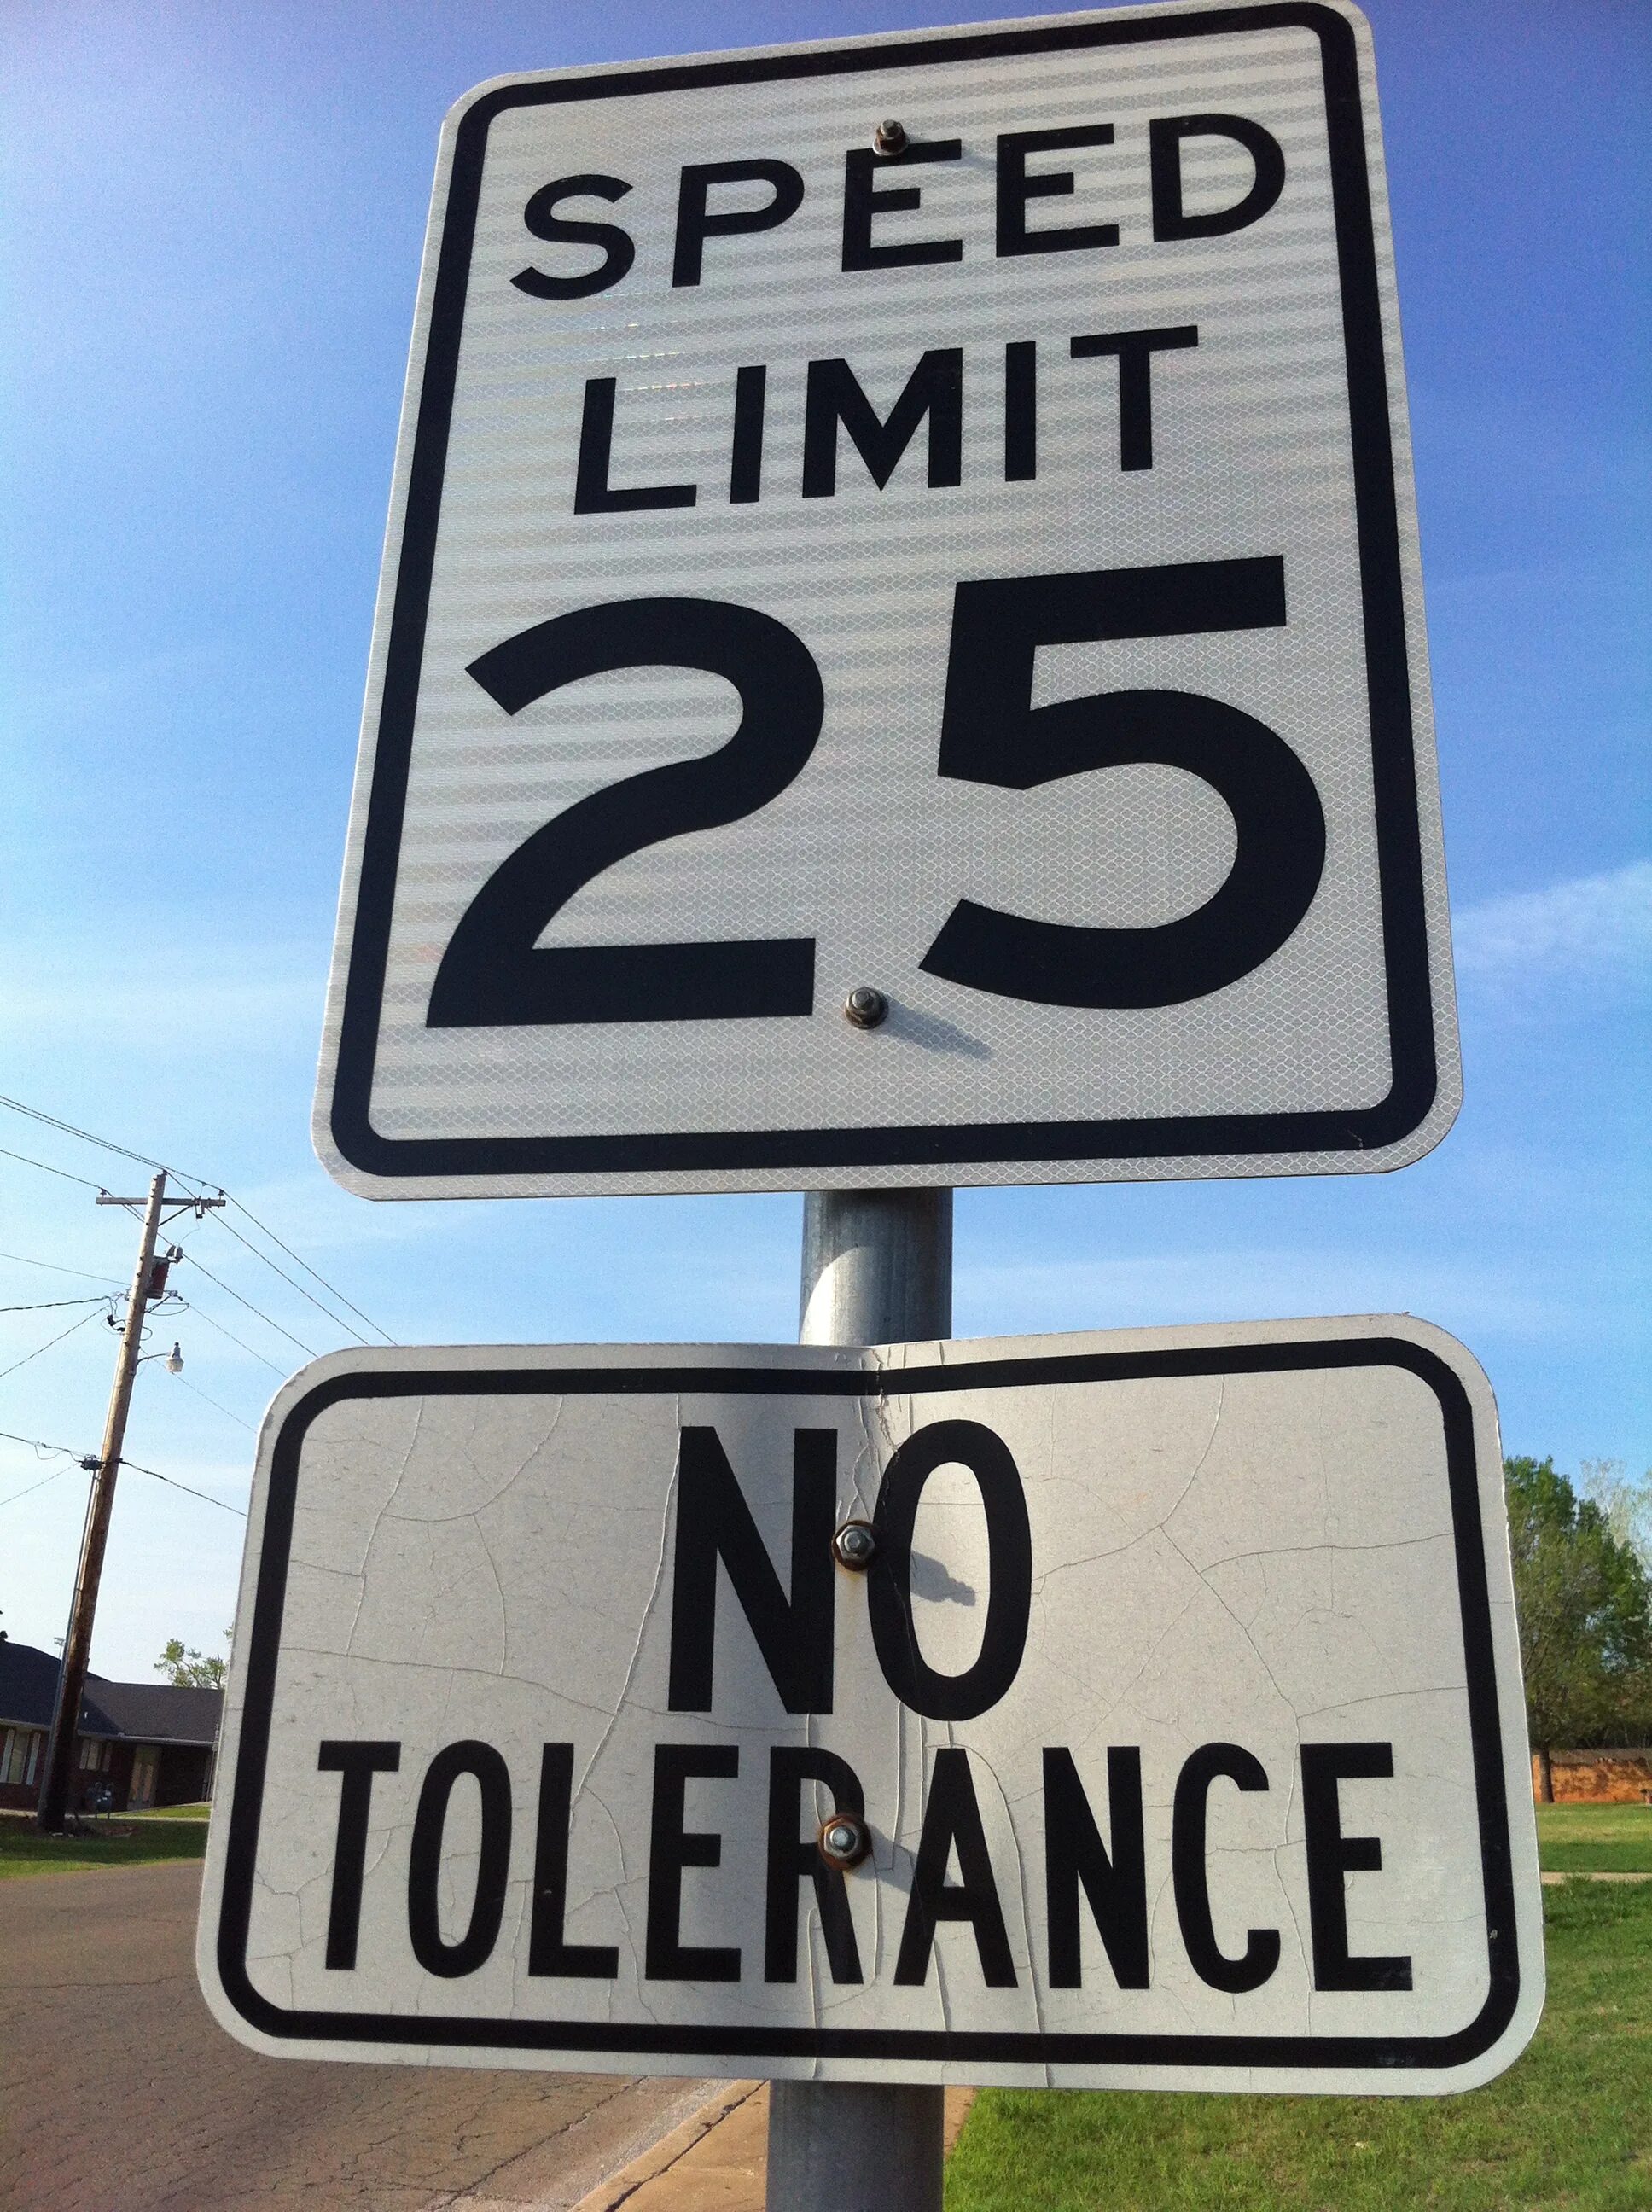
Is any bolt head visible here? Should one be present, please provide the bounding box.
[874,119,908,155]
[817,1810,872,1871]
[833,1518,878,1570]
[843,986,888,1030]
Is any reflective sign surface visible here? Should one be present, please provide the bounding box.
[317,3,1460,1195]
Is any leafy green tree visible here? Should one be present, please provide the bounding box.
[154,1635,227,1690]
[1505,1456,1652,1800]
[1578,1457,1652,1575]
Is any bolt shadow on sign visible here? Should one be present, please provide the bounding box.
[197,1319,1542,2092]
[314,0,1461,1200]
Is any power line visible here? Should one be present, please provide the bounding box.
[0,1429,246,1518]
[172,1299,287,1377]
[223,1198,395,1343]
[0,1426,91,1513]
[0,1295,114,1313]
[0,1144,106,1191]
[0,1093,218,1196]
[0,1307,108,1384]
[175,1252,319,1359]
[0,1093,387,1344]
[208,1214,375,1346]
[174,1374,257,1431]
[0,1426,86,1458]
[0,1466,75,1510]
[121,1457,247,1517]
[0,1249,126,1287]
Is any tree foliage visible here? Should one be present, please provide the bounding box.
[1577,1457,1652,1577]
[154,1635,227,1690]
[1505,1457,1652,1788]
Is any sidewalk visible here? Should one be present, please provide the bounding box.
[574,2083,976,2211]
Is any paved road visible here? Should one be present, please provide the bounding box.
[0,1862,705,2212]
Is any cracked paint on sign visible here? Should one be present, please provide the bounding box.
[198,1316,1543,2092]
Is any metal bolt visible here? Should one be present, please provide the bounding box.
[833,1517,878,1570]
[843,986,888,1030]
[817,1810,872,1871]
[873,119,908,156]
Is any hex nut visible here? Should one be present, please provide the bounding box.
[833,1518,878,1570]
[817,1810,872,1871]
[873,119,908,155]
[843,986,888,1030]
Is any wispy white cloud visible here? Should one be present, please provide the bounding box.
[1452,860,1652,987]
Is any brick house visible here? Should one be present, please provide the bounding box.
[0,1639,222,1814]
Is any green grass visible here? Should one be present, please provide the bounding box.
[0,1813,208,1878]
[947,1883,1652,2211]
[1536,1802,1652,1874]
[128,1800,212,1822]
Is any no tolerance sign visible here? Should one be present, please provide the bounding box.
[197,1321,1542,2092]
[315,0,1460,1198]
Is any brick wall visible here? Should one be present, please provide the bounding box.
[0,1726,46,1809]
[0,1730,148,1813]
[1533,1749,1652,1802]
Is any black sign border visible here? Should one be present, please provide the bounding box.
[327,2,1446,1185]
[213,1336,1523,2073]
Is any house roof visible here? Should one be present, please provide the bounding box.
[0,1640,60,1730]
[83,1677,222,1747]
[0,1640,222,1747]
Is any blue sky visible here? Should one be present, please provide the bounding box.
[3,0,1648,1679]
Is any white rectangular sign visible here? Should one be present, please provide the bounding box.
[315,0,1460,1198]
[200,1318,1540,2093]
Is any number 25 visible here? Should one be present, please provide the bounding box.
[426,556,1324,1028]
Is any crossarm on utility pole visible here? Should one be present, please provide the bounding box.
[36,1171,169,1831]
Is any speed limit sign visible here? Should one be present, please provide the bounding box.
[315,1,1460,1198]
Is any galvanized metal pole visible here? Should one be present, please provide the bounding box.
[766,1186,952,2212]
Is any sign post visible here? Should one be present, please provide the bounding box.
[777,1186,954,2207]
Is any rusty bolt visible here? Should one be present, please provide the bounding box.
[832,1518,878,1570]
[873,119,908,155]
[817,1810,872,1871]
[844,986,888,1029]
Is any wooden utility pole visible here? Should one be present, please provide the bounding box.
[34,1172,223,1831]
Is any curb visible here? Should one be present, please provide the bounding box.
[572,2081,764,2211]
[573,2082,977,2211]
[1540,1869,1652,1884]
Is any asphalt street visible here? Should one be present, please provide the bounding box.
[0,1861,705,2212]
